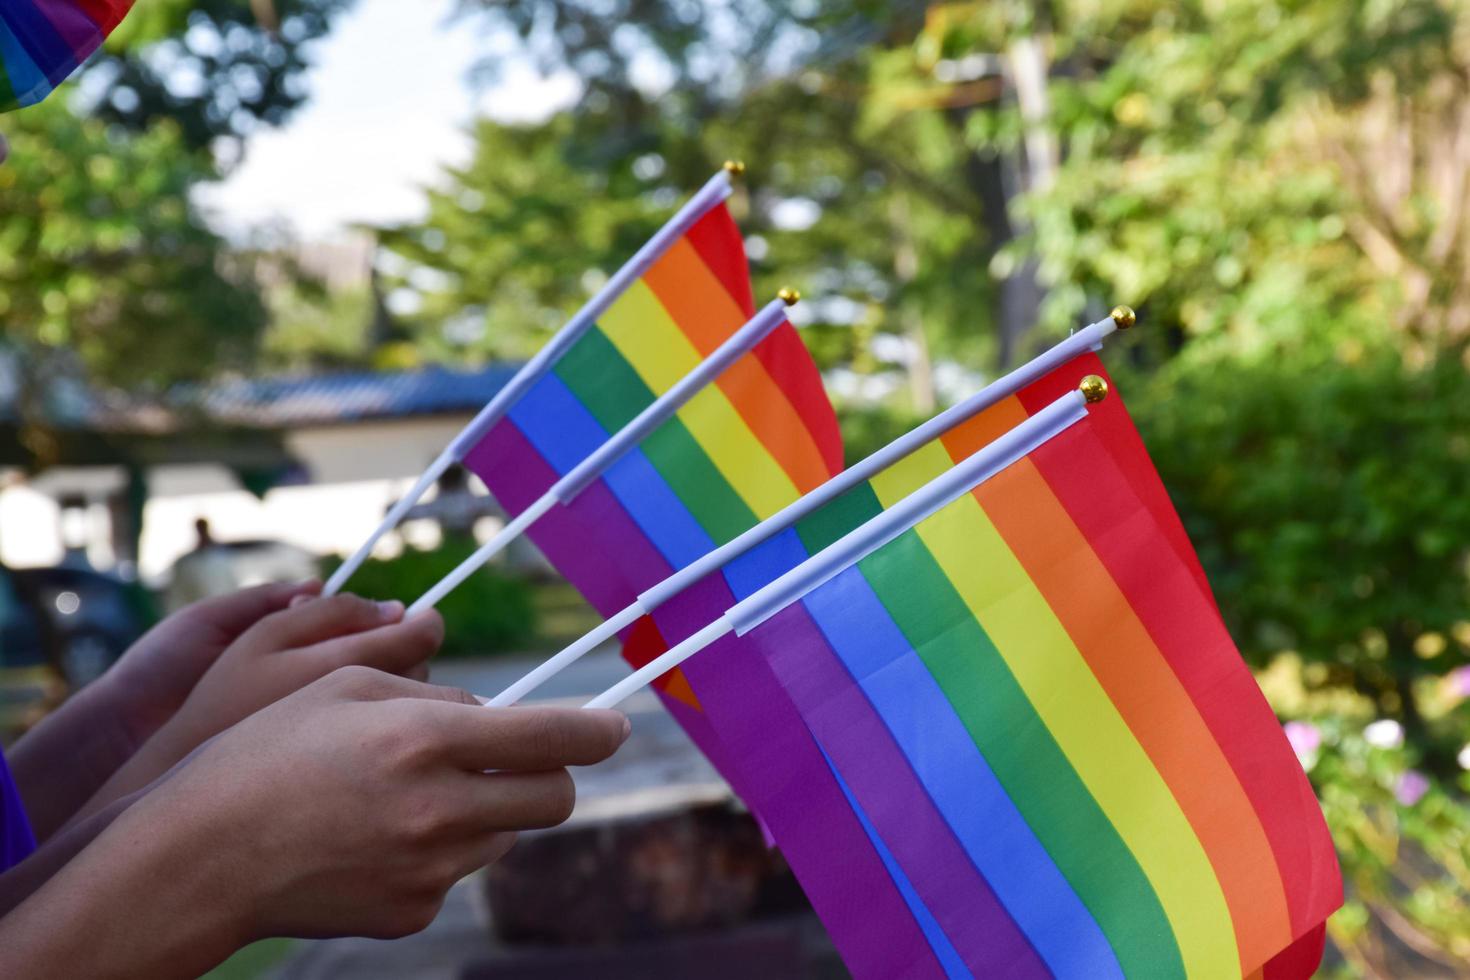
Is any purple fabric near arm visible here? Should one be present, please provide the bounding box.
[0,752,37,872]
[755,602,1048,977]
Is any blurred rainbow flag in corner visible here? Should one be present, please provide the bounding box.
[0,0,134,111]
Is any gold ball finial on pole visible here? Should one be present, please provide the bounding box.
[1110,305,1136,330]
[1079,375,1109,404]
[723,160,746,177]
[777,287,801,306]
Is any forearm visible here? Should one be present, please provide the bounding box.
[66,718,202,831]
[7,684,139,841]
[0,790,143,921]
[0,788,246,979]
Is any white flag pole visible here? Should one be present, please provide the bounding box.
[582,380,1105,710]
[489,307,1134,705]
[405,291,801,618]
[324,165,743,597]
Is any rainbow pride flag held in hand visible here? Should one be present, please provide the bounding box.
[464,199,842,776]
[662,359,1340,979]
[0,0,134,111]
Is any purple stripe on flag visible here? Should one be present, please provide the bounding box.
[642,575,766,810]
[826,752,972,979]
[467,419,557,505]
[466,419,664,617]
[35,0,103,60]
[468,418,749,798]
[756,603,1049,977]
[4,1,77,84]
[681,624,947,980]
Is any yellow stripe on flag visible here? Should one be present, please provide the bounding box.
[599,280,797,517]
[906,479,1240,980]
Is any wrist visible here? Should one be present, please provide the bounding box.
[91,668,171,750]
[115,783,258,959]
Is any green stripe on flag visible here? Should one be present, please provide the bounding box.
[0,59,18,112]
[858,530,1184,980]
[640,421,757,544]
[794,481,884,554]
[555,325,757,545]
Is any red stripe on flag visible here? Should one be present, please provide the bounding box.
[1261,923,1327,980]
[685,203,753,315]
[752,328,845,478]
[1016,353,1217,606]
[685,203,844,478]
[1026,391,1341,939]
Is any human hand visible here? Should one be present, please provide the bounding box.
[7,580,320,840]
[154,667,628,942]
[0,668,628,979]
[99,580,322,751]
[72,594,443,825]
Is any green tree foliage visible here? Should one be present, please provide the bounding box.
[0,101,264,391]
[1136,347,1470,763]
[94,0,354,150]
[0,1,358,406]
[391,1,1005,412]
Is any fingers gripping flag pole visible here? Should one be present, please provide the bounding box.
[584,381,1100,710]
[406,290,803,617]
[490,307,1132,707]
[324,163,745,597]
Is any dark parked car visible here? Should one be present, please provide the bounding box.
[0,564,155,735]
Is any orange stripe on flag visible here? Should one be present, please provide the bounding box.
[645,239,831,492]
[939,395,1031,461]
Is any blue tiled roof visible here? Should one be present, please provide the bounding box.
[0,362,523,433]
[186,363,522,428]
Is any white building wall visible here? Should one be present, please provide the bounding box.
[0,415,506,585]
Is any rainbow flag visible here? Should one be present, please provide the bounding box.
[0,0,133,111]
[646,356,1338,978]
[464,201,842,776]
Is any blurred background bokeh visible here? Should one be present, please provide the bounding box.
[1,1,1467,976]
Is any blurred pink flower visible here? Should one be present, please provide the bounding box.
[1285,721,1321,753]
[1395,770,1430,807]
[1449,665,1470,698]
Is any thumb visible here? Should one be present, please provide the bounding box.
[182,579,321,639]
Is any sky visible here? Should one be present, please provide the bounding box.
[195,0,580,241]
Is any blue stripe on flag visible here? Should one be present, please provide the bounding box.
[602,451,715,570]
[822,748,972,980]
[0,18,52,105]
[506,372,715,570]
[803,566,1125,979]
[721,526,809,600]
[507,375,608,476]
